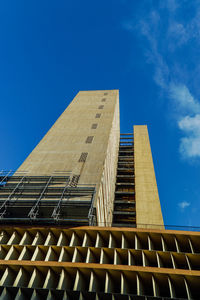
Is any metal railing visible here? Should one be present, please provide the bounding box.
[0,171,96,226]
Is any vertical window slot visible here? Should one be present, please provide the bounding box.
[78,152,88,162]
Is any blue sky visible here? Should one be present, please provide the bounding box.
[0,0,200,229]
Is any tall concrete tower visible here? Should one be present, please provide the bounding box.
[17,90,120,227]
[0,90,199,299]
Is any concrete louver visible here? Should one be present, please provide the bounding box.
[0,226,199,298]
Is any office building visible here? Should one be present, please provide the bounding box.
[0,90,199,299]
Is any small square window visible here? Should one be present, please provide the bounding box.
[85,136,94,143]
[91,124,98,129]
[95,113,101,118]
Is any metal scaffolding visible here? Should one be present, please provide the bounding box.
[0,171,96,226]
[112,134,136,227]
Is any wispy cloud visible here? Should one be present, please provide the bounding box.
[123,0,200,160]
[169,84,200,114]
[178,201,190,210]
[178,114,200,158]
[168,22,188,48]
[168,82,200,158]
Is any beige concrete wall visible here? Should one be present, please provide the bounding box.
[17,90,120,225]
[134,125,164,229]
[96,99,120,226]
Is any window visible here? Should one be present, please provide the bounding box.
[104,92,108,95]
[91,124,98,129]
[95,113,101,118]
[85,136,94,143]
[98,105,104,109]
[101,98,106,102]
[78,152,88,162]
[69,175,80,187]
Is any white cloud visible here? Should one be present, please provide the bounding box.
[167,7,200,49]
[168,22,189,47]
[122,13,168,90]
[153,54,169,89]
[178,114,200,158]
[169,84,200,114]
[123,1,200,160]
[138,18,169,89]
[178,114,200,133]
[178,201,190,209]
[179,136,200,158]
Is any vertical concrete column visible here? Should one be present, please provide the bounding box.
[134,125,164,229]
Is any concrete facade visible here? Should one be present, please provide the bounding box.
[0,225,199,299]
[134,125,164,229]
[16,92,164,228]
[17,90,120,226]
[0,90,199,299]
